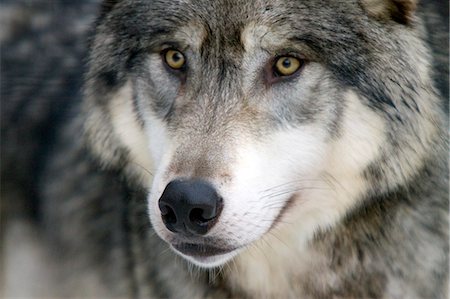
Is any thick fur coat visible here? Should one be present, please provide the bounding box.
[2,0,448,298]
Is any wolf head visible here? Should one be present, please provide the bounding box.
[84,0,445,268]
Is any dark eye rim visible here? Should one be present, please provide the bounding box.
[272,55,305,78]
[264,54,306,85]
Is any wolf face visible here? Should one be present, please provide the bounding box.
[142,21,348,267]
[84,0,445,269]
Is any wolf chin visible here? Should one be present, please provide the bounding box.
[4,0,448,298]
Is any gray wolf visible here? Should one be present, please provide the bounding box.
[2,0,448,298]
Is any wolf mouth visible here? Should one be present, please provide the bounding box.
[172,242,237,257]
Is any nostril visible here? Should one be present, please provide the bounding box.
[189,208,212,225]
[161,204,177,225]
[158,179,223,235]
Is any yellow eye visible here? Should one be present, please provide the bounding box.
[274,56,302,76]
[164,49,185,69]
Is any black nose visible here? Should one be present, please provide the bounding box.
[158,179,223,236]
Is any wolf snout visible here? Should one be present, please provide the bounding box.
[158,179,223,236]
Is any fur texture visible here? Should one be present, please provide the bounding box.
[2,0,448,298]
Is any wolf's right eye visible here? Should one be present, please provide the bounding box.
[164,49,186,70]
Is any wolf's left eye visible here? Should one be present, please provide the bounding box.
[274,56,302,77]
[164,49,186,70]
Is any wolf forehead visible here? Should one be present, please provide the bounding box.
[90,0,390,90]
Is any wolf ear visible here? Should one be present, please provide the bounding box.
[361,0,417,25]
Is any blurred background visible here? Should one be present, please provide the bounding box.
[1,0,100,224]
[1,1,101,296]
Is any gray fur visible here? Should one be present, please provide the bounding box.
[2,0,448,298]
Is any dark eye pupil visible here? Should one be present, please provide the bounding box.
[282,58,291,68]
[172,52,181,62]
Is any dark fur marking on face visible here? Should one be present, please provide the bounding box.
[387,1,417,25]
[327,90,346,140]
[126,49,145,71]
[291,28,412,120]
[131,86,145,128]
[98,70,118,87]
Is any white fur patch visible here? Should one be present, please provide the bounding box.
[213,125,327,239]
[241,22,271,52]
[226,90,386,296]
[145,115,178,239]
[109,82,153,184]
[174,22,206,51]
